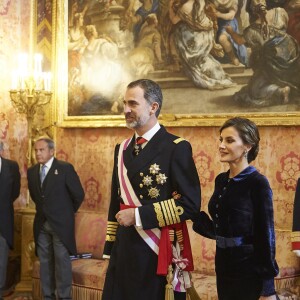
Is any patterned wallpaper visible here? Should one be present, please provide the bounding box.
[0,0,31,207]
[55,125,300,231]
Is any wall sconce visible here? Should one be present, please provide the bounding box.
[9,53,52,168]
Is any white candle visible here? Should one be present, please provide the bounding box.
[49,73,52,91]
[44,72,52,91]
[18,53,28,74]
[20,74,24,90]
[34,54,42,73]
[11,71,18,90]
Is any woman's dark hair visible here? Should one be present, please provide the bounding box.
[220,117,260,163]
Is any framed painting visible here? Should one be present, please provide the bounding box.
[53,0,300,127]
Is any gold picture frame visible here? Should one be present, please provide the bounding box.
[52,0,300,127]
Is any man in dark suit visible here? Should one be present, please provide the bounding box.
[102,79,201,300]
[27,137,84,300]
[0,142,20,300]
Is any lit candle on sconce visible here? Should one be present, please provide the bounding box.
[11,70,18,90]
[18,53,28,72]
[11,53,52,92]
[33,53,43,90]
[12,53,28,90]
[34,53,42,74]
[9,52,52,173]
[43,72,52,92]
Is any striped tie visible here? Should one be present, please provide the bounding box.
[40,164,46,185]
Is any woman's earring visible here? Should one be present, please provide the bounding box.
[244,150,248,159]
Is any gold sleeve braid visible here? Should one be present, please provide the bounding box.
[154,202,165,227]
[154,198,184,227]
[105,221,119,242]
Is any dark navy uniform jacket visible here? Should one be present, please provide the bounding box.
[102,126,201,300]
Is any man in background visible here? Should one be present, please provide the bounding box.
[0,142,20,300]
[27,137,84,300]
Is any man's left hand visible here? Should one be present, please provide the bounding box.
[116,208,135,227]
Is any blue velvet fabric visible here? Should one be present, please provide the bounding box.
[194,166,279,297]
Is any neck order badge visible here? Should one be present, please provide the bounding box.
[134,137,147,156]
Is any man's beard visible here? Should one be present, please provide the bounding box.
[125,113,150,129]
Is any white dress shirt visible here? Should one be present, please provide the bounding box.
[134,122,161,228]
[40,156,54,177]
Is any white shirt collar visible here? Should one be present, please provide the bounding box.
[0,157,2,173]
[41,156,54,170]
[135,122,161,142]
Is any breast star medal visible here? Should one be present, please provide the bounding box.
[142,175,153,186]
[148,187,160,199]
[149,164,160,175]
[156,173,167,185]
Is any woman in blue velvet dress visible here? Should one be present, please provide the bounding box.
[193,117,279,300]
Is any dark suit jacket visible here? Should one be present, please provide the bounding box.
[0,157,20,249]
[27,158,85,255]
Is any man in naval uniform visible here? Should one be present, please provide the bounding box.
[102,79,201,300]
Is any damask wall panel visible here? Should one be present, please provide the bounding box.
[55,126,300,233]
[56,127,130,212]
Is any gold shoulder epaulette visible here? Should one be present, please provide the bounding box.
[173,138,185,144]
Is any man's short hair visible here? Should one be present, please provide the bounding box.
[127,79,163,117]
[35,136,55,150]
